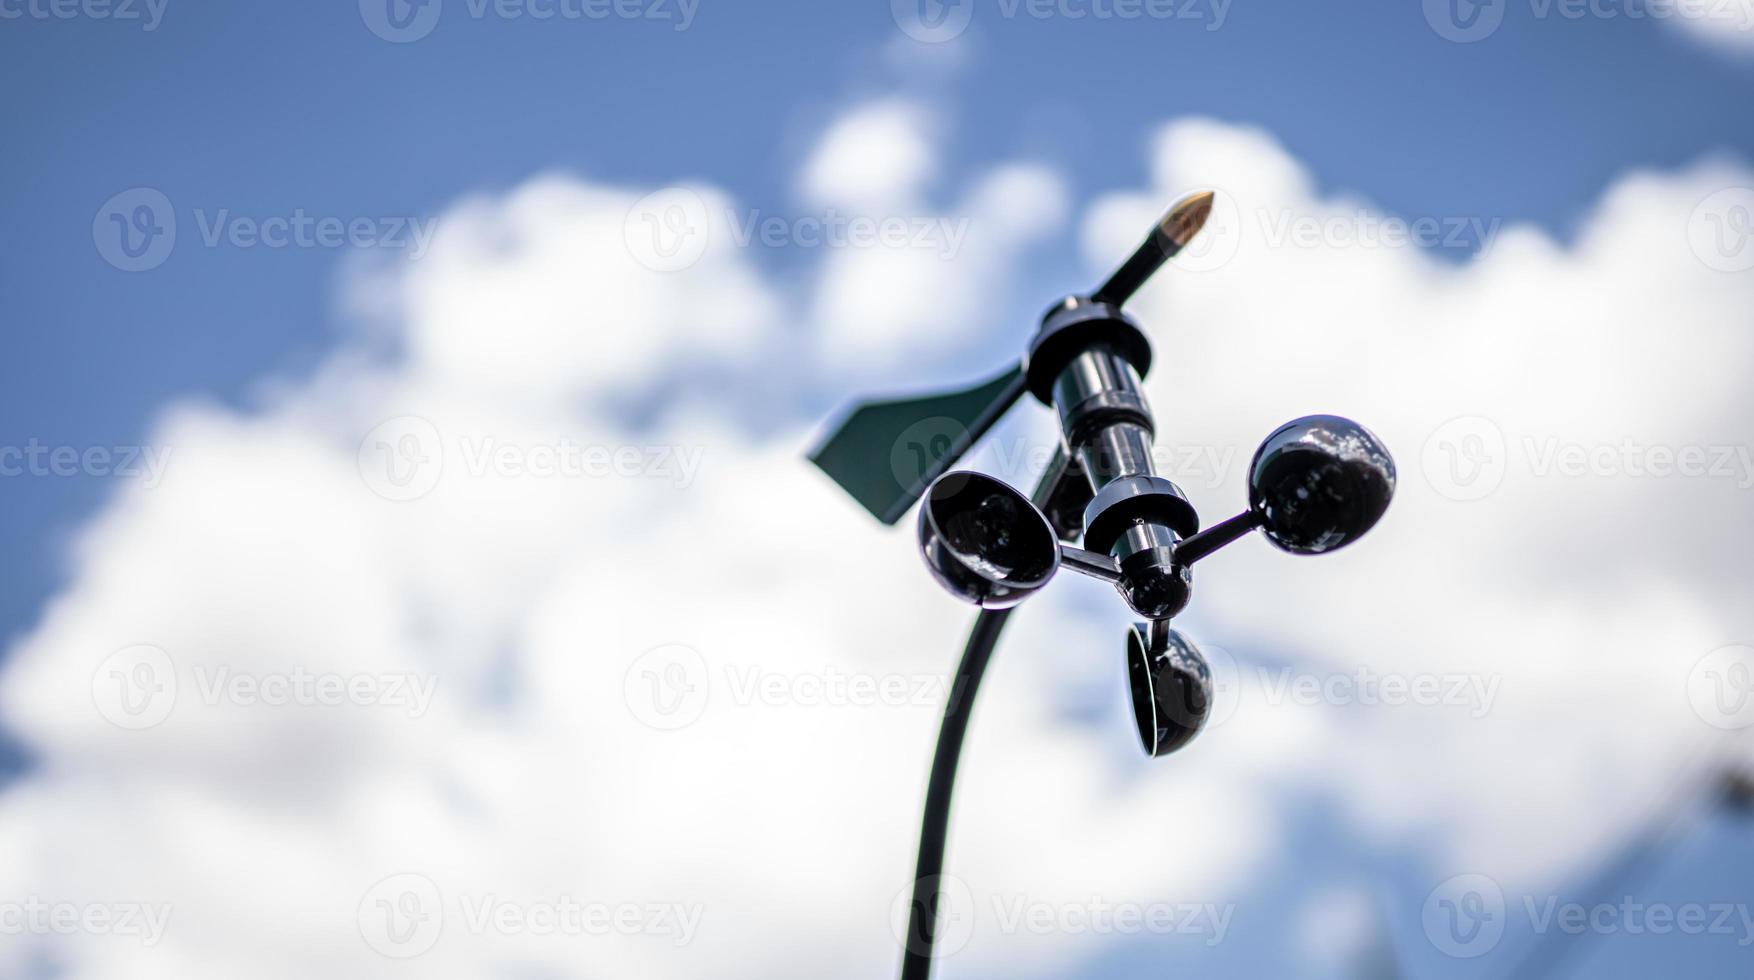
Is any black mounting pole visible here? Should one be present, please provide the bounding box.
[898,606,1012,980]
[898,452,1091,979]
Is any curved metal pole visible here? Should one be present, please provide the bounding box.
[898,607,1013,980]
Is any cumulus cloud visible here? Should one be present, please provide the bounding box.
[797,99,940,213]
[1091,118,1754,885]
[1662,0,1754,53]
[3,106,1753,980]
[798,99,1069,369]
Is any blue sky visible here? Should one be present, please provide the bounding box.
[3,3,1754,978]
[3,2,1751,642]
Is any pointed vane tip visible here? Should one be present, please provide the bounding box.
[1158,190,1215,248]
[1090,189,1218,305]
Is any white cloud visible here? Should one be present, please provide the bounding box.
[808,160,1069,368]
[1663,0,1754,53]
[1092,117,1754,887]
[3,108,1754,979]
[797,99,939,213]
[396,176,778,406]
[794,99,1069,370]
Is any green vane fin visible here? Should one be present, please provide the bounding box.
[809,363,1028,525]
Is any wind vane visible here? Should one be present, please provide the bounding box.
[809,190,1397,978]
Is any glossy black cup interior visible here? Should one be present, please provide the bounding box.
[918,471,1059,608]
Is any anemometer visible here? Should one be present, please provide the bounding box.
[810,191,1397,977]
